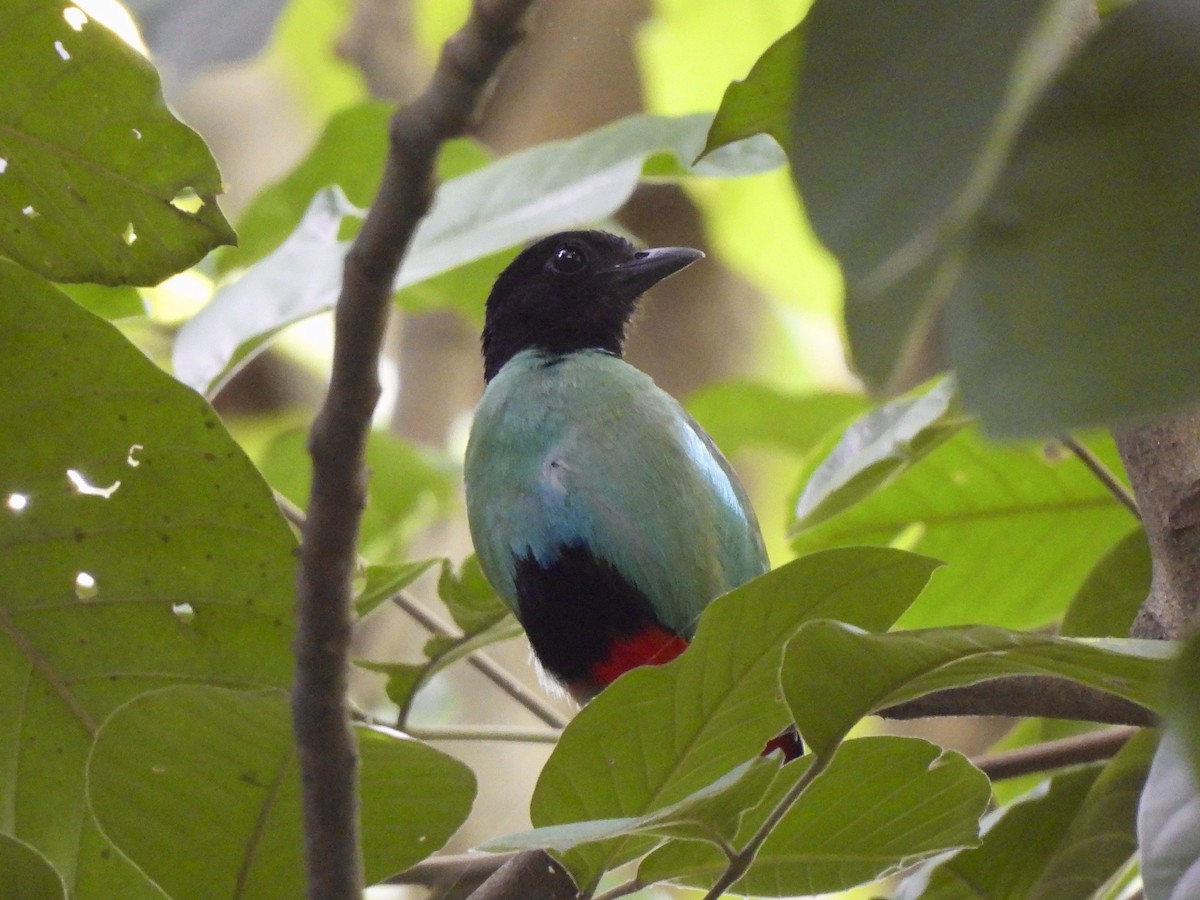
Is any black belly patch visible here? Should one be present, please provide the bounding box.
[512,543,674,682]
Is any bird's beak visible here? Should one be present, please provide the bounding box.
[599,246,704,296]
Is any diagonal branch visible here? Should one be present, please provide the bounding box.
[292,3,539,898]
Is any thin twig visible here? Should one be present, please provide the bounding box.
[593,879,646,900]
[392,591,569,729]
[293,2,538,897]
[406,724,561,743]
[274,489,307,531]
[970,726,1140,781]
[1059,434,1140,518]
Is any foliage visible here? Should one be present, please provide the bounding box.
[2,0,1197,898]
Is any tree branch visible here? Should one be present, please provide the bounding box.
[880,677,1157,726]
[970,726,1139,781]
[292,2,538,897]
[465,849,579,900]
[1113,408,1200,640]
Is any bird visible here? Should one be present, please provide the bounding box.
[464,229,799,758]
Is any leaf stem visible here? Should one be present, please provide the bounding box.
[970,726,1139,781]
[405,724,561,743]
[702,752,832,900]
[1058,434,1139,519]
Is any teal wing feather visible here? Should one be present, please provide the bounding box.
[465,351,768,638]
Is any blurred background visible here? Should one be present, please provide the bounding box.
[78,0,899,895]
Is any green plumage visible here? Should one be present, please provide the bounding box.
[465,348,768,638]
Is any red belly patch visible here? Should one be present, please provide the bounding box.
[588,626,689,687]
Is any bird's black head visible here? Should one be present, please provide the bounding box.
[481,230,703,382]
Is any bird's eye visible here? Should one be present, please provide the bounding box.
[548,245,587,275]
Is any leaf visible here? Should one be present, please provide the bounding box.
[1025,729,1154,898]
[793,376,968,531]
[361,556,519,718]
[781,623,1168,756]
[0,262,295,890]
[791,427,1136,629]
[788,0,1085,390]
[702,23,804,157]
[530,547,941,892]
[685,382,866,457]
[57,283,146,320]
[256,424,455,561]
[895,767,1102,900]
[219,101,394,273]
[0,0,234,284]
[1061,528,1151,638]
[0,834,66,900]
[905,730,1154,899]
[1168,634,1200,787]
[87,686,475,897]
[355,559,440,617]
[172,112,785,394]
[947,0,1200,435]
[1140,729,1200,900]
[484,756,782,854]
[639,737,990,897]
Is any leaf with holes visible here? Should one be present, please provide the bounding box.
[0,0,233,284]
[0,261,295,893]
[87,686,475,897]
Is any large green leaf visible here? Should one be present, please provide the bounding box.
[0,262,295,893]
[791,428,1135,629]
[88,686,475,897]
[638,737,990,896]
[789,0,1083,390]
[782,623,1168,756]
[0,833,66,900]
[686,382,865,457]
[529,548,940,892]
[702,23,804,158]
[172,113,784,394]
[792,376,968,531]
[0,0,234,284]
[1061,528,1150,638]
[947,0,1200,435]
[901,729,1154,899]
[484,756,783,855]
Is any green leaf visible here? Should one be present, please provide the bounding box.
[257,425,455,562]
[788,0,1081,390]
[219,101,393,273]
[56,283,146,320]
[484,756,782,854]
[221,102,492,274]
[87,686,475,897]
[901,730,1154,899]
[530,548,940,892]
[702,23,804,158]
[791,427,1135,629]
[948,0,1200,435]
[0,262,295,890]
[782,623,1167,756]
[0,0,234,284]
[1168,634,1200,786]
[1061,528,1150,638]
[361,556,519,718]
[356,559,440,617]
[792,376,968,531]
[686,382,866,457]
[0,834,66,900]
[639,737,990,896]
[172,112,785,394]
